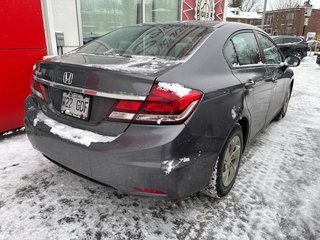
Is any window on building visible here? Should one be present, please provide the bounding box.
[145,0,180,22]
[286,13,294,25]
[285,26,293,35]
[80,0,140,40]
[80,0,180,43]
[266,15,273,26]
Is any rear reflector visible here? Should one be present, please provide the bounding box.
[31,78,49,103]
[107,82,202,124]
[136,188,166,195]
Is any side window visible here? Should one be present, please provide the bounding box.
[283,38,291,43]
[257,33,282,65]
[286,37,300,43]
[231,32,261,66]
[224,41,238,66]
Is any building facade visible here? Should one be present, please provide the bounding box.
[264,8,320,37]
[42,0,227,56]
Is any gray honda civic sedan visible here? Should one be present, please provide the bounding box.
[25,21,300,199]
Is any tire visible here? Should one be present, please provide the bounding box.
[203,124,243,198]
[292,51,302,59]
[274,88,291,121]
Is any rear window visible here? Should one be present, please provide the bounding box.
[77,25,211,60]
[284,37,301,44]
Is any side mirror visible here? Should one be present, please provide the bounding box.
[284,55,301,67]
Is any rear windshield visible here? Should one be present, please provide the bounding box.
[77,25,211,60]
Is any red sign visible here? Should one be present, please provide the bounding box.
[182,0,225,21]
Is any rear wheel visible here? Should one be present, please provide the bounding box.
[275,88,291,120]
[292,51,302,59]
[203,124,243,198]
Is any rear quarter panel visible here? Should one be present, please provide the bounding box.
[156,25,249,157]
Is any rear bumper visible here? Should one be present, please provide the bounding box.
[25,96,219,199]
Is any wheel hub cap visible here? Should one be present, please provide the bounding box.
[222,136,241,186]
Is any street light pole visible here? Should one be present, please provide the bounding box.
[260,0,268,30]
[302,0,312,39]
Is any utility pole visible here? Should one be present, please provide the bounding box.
[260,0,268,30]
[302,0,312,38]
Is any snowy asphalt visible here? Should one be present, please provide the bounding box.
[1,57,320,240]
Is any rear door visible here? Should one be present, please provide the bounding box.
[225,31,273,139]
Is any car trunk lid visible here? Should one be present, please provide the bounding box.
[33,53,181,136]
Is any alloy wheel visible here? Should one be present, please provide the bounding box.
[222,136,241,187]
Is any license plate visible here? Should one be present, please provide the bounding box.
[61,91,90,120]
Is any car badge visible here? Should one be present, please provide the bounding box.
[63,72,73,84]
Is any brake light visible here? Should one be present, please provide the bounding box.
[107,82,203,124]
[108,100,143,121]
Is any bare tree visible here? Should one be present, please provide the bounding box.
[241,0,262,11]
[229,0,262,11]
[229,0,244,8]
[269,0,303,10]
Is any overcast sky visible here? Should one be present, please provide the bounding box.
[267,0,320,10]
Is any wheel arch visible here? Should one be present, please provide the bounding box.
[237,117,249,151]
[290,78,294,93]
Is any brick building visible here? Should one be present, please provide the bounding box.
[264,8,320,37]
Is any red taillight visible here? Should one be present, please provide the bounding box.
[107,82,203,124]
[31,78,49,103]
[136,188,166,195]
[108,100,143,121]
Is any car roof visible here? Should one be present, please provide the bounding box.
[272,35,302,38]
[141,21,257,31]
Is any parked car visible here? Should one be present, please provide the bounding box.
[272,35,304,44]
[272,35,308,59]
[25,22,300,200]
[316,54,320,66]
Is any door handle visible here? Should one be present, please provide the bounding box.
[266,76,278,82]
[245,79,255,89]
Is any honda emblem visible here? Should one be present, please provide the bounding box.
[63,72,73,84]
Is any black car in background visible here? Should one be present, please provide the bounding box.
[316,54,320,66]
[272,35,304,44]
[272,35,308,59]
[25,22,300,199]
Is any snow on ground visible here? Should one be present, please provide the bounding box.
[1,57,320,240]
